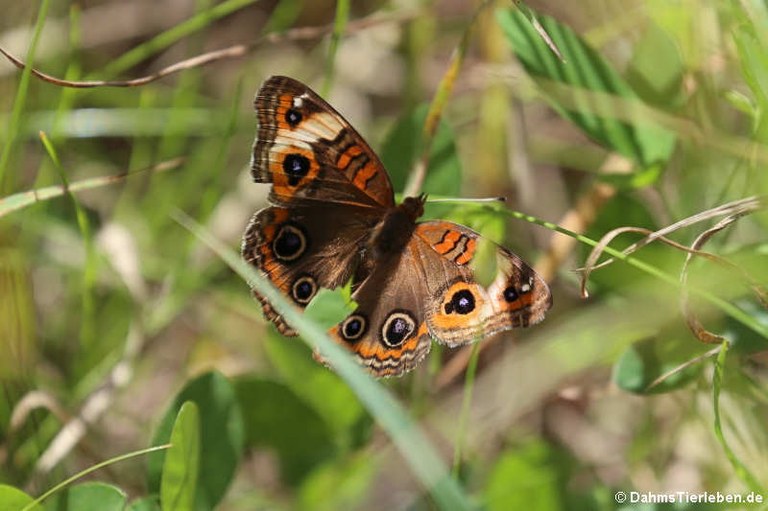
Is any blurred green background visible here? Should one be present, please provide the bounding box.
[1,0,767,510]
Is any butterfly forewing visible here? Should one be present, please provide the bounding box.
[252,76,395,209]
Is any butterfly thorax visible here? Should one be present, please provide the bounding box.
[369,195,425,259]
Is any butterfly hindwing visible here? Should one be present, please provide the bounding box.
[414,221,552,346]
[322,241,433,377]
[242,204,378,335]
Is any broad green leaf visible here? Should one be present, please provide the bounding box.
[263,331,368,446]
[42,482,126,511]
[161,402,200,511]
[0,485,41,511]
[234,376,335,484]
[148,372,243,511]
[496,8,676,169]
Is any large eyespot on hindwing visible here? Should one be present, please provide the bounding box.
[291,274,317,305]
[272,222,308,262]
[443,288,476,315]
[380,310,416,348]
[438,281,482,317]
[339,314,368,343]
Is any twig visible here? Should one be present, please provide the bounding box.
[0,11,417,89]
[578,196,765,296]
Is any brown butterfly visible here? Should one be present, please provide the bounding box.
[242,76,552,377]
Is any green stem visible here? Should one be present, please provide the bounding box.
[452,342,482,479]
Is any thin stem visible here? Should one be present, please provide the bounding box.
[452,342,482,479]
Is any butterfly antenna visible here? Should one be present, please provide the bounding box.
[427,196,506,204]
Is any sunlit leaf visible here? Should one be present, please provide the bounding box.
[497,7,676,169]
[148,372,243,511]
[161,402,200,511]
[43,482,126,511]
[0,485,42,511]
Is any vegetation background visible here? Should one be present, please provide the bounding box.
[1,0,767,510]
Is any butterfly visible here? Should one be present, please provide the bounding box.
[242,76,552,377]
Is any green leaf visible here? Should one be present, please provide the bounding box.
[379,103,462,215]
[724,298,768,354]
[304,288,356,331]
[234,376,335,484]
[126,496,161,511]
[613,335,707,394]
[626,24,685,108]
[731,6,768,106]
[43,482,126,511]
[148,372,244,511]
[263,331,368,446]
[0,485,42,511]
[297,452,377,511]
[161,402,200,511]
[484,441,564,511]
[496,7,676,169]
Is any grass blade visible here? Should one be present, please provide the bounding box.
[173,211,473,511]
[0,0,51,189]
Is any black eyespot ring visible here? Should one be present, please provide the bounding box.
[340,314,367,342]
[285,108,302,126]
[291,275,317,305]
[380,311,416,348]
[272,223,307,262]
[444,289,476,315]
[283,153,311,186]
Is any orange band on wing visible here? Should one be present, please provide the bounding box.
[454,238,476,265]
[337,145,363,170]
[433,230,461,254]
[351,160,380,190]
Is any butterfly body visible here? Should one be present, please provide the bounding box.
[242,76,552,377]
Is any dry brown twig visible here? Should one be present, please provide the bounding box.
[0,10,417,89]
[579,195,767,345]
[578,195,765,297]
[680,205,768,344]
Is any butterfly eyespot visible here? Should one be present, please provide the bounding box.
[273,223,307,261]
[340,314,367,342]
[444,289,476,315]
[503,286,519,302]
[285,108,302,126]
[282,153,311,186]
[291,275,317,304]
[381,311,416,348]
